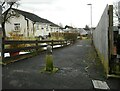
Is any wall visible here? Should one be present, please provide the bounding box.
[5,10,37,38]
[27,18,34,37]
[35,23,49,37]
[93,5,109,74]
[35,23,62,37]
[5,10,27,37]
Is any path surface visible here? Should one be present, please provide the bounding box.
[2,39,120,89]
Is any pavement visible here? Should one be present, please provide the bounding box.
[2,39,120,89]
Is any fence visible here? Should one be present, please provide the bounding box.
[93,5,114,77]
[2,38,72,64]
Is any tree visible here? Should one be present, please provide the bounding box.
[65,25,73,29]
[84,25,90,30]
[1,0,19,37]
[113,0,120,26]
[58,22,63,28]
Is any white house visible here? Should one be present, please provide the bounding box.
[78,28,88,35]
[4,8,62,38]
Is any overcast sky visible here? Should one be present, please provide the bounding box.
[18,0,119,28]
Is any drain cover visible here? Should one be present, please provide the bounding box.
[92,80,110,89]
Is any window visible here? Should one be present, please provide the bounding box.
[11,11,15,14]
[14,23,20,31]
[36,24,39,30]
[41,27,44,30]
[46,26,49,31]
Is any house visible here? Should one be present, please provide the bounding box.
[4,8,62,38]
[76,28,88,39]
[63,25,77,33]
[78,28,88,36]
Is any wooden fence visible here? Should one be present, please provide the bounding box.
[2,38,72,64]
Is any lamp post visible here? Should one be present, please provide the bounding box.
[87,3,92,35]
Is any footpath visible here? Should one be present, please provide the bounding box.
[2,39,120,89]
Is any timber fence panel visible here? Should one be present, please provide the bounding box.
[2,39,72,64]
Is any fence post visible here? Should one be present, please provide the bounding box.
[1,37,4,62]
[65,40,67,46]
[108,5,113,75]
[51,40,53,50]
[61,40,63,47]
[36,39,38,54]
[108,5,114,56]
[0,5,2,90]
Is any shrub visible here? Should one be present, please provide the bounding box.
[64,32,78,42]
[51,32,64,40]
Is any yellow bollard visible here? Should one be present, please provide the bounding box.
[45,54,53,71]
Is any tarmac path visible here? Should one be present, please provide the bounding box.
[2,39,120,89]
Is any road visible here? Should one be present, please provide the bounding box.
[2,39,120,89]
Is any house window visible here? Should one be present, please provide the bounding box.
[46,27,48,31]
[11,11,15,14]
[36,24,39,30]
[41,27,44,30]
[14,23,20,31]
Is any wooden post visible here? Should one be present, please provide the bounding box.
[36,39,38,54]
[0,5,2,90]
[61,41,62,47]
[0,37,1,90]
[51,40,53,50]
[0,33,2,63]
[109,5,114,56]
[65,40,67,46]
[0,5,3,63]
[1,37,4,62]
[108,5,113,75]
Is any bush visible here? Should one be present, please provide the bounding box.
[50,32,64,40]
[50,32,78,42]
[64,32,78,42]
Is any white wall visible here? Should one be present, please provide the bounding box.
[5,10,36,38]
[35,23,50,37]
[50,26,61,33]
[27,18,34,37]
[5,9,62,38]
[5,11,27,37]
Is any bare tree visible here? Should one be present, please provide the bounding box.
[1,0,20,37]
[113,0,120,26]
[58,22,63,28]
[84,25,90,30]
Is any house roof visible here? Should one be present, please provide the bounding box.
[6,8,61,28]
[65,25,74,29]
[79,28,88,35]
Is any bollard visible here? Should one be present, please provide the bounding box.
[46,45,52,55]
[45,45,53,71]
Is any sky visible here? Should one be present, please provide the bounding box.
[18,0,119,28]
